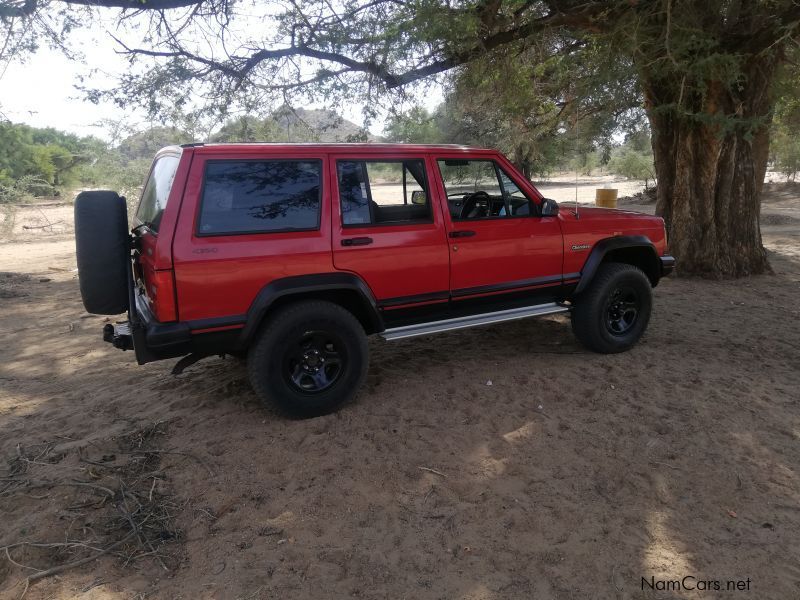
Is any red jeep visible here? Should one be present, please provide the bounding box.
[75,143,674,417]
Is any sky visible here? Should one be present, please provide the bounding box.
[0,19,444,142]
[0,28,126,139]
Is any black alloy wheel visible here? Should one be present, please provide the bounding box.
[604,286,640,336]
[570,262,653,354]
[283,330,345,393]
[248,300,369,418]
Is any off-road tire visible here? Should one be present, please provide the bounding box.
[247,300,369,418]
[570,262,652,353]
[74,190,130,315]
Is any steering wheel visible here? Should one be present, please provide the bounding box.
[459,191,490,219]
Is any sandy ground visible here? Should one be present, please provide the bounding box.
[0,179,799,600]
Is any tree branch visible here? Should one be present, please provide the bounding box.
[60,0,202,9]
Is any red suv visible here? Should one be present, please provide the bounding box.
[75,143,674,417]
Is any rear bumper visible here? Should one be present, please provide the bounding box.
[660,255,676,277]
[103,293,241,364]
[103,293,191,364]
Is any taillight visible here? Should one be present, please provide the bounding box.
[148,270,177,322]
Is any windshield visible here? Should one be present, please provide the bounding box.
[135,154,181,233]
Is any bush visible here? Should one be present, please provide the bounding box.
[0,183,23,204]
[772,130,800,182]
[569,151,602,176]
[608,148,656,188]
[0,175,53,204]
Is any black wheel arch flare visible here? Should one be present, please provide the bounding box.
[239,273,384,345]
[574,235,662,294]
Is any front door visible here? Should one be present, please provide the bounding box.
[330,154,450,308]
[433,155,564,301]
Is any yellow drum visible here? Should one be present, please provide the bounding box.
[595,188,618,208]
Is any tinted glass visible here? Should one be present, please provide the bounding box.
[337,162,371,225]
[437,159,532,219]
[198,160,321,235]
[337,159,430,226]
[438,159,501,197]
[136,155,180,232]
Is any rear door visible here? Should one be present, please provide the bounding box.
[171,149,333,324]
[330,153,450,307]
[433,154,564,300]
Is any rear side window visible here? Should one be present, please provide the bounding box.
[197,160,321,236]
[136,155,181,233]
[337,159,431,226]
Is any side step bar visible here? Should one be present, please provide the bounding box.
[380,302,570,341]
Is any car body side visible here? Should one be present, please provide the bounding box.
[129,143,671,365]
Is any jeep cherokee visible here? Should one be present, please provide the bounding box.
[74,143,674,417]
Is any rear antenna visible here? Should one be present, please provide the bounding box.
[574,98,580,220]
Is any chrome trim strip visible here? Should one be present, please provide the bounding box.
[380,302,569,341]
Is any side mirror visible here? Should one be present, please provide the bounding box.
[540,197,559,216]
[411,190,427,205]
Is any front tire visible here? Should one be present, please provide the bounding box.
[247,300,369,418]
[570,263,653,353]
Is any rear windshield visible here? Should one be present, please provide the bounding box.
[135,154,181,233]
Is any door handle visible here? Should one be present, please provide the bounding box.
[341,237,373,246]
[449,230,476,238]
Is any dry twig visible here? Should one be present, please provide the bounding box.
[418,466,448,478]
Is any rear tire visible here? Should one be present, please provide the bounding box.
[74,190,130,315]
[247,300,369,418]
[570,263,652,353]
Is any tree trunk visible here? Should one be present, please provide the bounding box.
[643,57,776,278]
[513,145,533,180]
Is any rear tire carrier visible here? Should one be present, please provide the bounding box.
[74,190,131,315]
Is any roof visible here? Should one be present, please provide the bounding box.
[176,142,496,153]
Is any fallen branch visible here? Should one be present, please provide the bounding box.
[0,479,116,498]
[649,461,681,471]
[22,221,64,230]
[26,532,136,584]
[418,466,447,478]
[120,449,215,476]
[119,481,169,572]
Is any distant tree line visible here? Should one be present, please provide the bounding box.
[3,91,799,206]
[0,107,371,203]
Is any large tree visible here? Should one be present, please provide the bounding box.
[3,0,799,276]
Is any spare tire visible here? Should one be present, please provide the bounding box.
[74,190,130,315]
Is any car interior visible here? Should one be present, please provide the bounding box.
[337,159,431,226]
[438,159,535,220]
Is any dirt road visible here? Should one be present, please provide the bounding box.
[0,184,799,599]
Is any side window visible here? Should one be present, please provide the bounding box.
[437,159,533,220]
[197,160,321,235]
[498,170,531,216]
[135,155,181,233]
[337,159,432,226]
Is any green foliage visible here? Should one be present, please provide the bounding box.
[384,107,443,144]
[770,47,800,181]
[0,106,375,204]
[570,151,602,176]
[116,126,191,161]
[0,121,100,194]
[0,120,153,201]
[771,103,800,181]
[771,131,800,182]
[608,134,656,188]
[0,174,52,203]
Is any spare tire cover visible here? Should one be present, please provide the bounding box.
[74,190,130,315]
